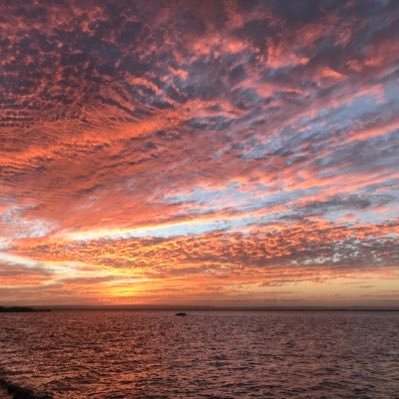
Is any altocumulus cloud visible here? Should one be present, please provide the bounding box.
[0,0,398,305]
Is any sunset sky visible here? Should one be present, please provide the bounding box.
[0,0,398,307]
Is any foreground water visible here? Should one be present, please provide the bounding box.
[0,311,398,398]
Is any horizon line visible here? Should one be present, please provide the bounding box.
[3,304,399,312]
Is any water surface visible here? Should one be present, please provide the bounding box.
[0,311,398,398]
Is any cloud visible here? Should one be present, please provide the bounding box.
[0,0,398,305]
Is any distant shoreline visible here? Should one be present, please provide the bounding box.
[0,306,51,313]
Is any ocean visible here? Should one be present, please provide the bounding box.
[0,311,398,398]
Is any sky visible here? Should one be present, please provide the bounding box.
[0,0,398,307]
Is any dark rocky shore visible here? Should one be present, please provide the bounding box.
[0,379,51,399]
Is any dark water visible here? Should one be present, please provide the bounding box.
[0,311,398,399]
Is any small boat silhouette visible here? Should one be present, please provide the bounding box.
[175,312,187,316]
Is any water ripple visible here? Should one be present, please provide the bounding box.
[0,311,398,398]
